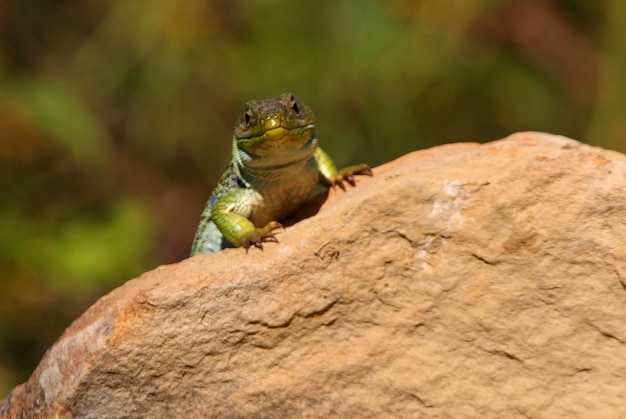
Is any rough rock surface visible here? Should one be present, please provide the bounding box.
[2,132,626,418]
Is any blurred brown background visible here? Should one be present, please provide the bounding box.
[1,0,624,396]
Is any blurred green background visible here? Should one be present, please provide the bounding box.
[1,0,625,396]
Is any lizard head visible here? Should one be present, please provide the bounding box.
[234,93,317,160]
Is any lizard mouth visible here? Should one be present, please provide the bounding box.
[264,126,288,141]
[262,123,315,145]
[238,123,316,158]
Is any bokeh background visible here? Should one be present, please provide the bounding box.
[1,0,625,396]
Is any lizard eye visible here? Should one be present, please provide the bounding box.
[289,98,300,114]
[244,108,254,125]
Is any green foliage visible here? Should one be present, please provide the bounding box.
[0,0,624,397]
[26,202,153,292]
[12,79,112,167]
[0,203,155,294]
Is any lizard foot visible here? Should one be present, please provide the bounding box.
[329,163,373,190]
[242,221,284,251]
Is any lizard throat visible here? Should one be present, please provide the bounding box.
[247,154,311,171]
[235,134,317,182]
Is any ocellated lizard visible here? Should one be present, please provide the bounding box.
[190,93,371,255]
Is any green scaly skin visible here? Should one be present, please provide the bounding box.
[190,93,371,255]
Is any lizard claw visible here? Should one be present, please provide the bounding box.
[242,221,284,251]
[330,164,372,189]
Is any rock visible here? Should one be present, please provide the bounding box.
[2,132,626,418]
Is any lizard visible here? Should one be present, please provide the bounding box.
[190,93,371,255]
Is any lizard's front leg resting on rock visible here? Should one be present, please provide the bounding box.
[314,148,373,189]
[212,208,283,250]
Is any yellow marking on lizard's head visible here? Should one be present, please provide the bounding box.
[263,126,288,141]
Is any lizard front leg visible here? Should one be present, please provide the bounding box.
[211,193,283,250]
[314,147,373,189]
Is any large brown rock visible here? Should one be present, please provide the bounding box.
[2,132,626,418]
